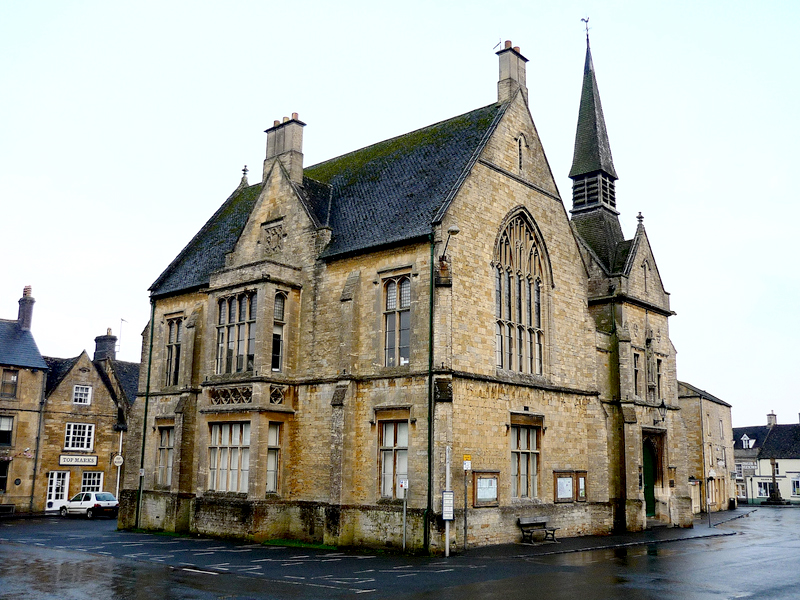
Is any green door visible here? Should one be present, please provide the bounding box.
[643,440,657,517]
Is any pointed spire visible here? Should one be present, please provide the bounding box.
[569,39,617,180]
[569,36,619,215]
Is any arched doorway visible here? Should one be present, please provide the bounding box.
[643,439,657,517]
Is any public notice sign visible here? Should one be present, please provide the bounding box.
[442,490,454,520]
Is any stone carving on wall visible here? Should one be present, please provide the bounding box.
[262,221,284,254]
[270,385,285,405]
[209,386,252,405]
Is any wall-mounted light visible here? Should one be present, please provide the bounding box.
[655,399,667,423]
[439,225,460,261]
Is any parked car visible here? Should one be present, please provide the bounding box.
[60,492,119,519]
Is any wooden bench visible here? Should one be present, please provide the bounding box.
[518,517,559,543]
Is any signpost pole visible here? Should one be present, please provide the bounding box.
[463,454,471,551]
[402,480,408,551]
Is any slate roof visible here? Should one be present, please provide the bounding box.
[149,102,507,297]
[305,102,506,259]
[569,42,617,180]
[732,425,774,452]
[150,183,263,297]
[571,209,627,272]
[110,360,140,405]
[0,319,47,370]
[756,424,800,460]
[678,381,732,408]
[43,356,80,396]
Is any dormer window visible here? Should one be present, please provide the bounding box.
[741,434,754,449]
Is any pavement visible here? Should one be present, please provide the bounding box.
[464,507,759,558]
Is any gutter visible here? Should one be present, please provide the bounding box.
[424,233,435,553]
[136,299,156,528]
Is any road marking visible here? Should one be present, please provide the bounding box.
[183,568,218,575]
[397,573,417,578]
[284,575,306,580]
[192,552,215,556]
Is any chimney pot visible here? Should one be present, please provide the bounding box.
[292,112,298,120]
[23,286,32,297]
[283,116,289,123]
[274,120,280,127]
[513,46,520,53]
[505,40,512,49]
[767,411,777,427]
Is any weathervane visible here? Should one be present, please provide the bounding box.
[581,17,590,43]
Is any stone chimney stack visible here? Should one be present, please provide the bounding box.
[94,328,117,361]
[264,112,306,184]
[497,40,528,104]
[767,411,777,427]
[17,286,35,331]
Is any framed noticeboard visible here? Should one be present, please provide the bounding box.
[472,471,499,507]
[554,470,588,502]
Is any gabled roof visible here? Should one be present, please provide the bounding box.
[0,320,47,370]
[305,102,507,259]
[569,42,617,180]
[150,183,263,297]
[43,356,80,396]
[678,381,732,408]
[150,102,508,297]
[759,424,800,460]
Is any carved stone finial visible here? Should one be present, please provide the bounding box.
[637,212,644,224]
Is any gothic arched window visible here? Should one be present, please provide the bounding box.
[493,213,547,375]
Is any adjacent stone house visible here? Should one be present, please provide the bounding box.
[734,413,800,505]
[0,287,139,514]
[0,287,47,514]
[39,331,139,513]
[120,39,694,551]
[677,381,735,513]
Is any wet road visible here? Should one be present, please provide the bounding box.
[1,509,798,599]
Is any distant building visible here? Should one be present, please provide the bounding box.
[0,287,139,514]
[121,39,695,551]
[734,413,800,505]
[0,287,47,514]
[40,330,139,513]
[677,382,735,513]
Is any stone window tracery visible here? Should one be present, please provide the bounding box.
[493,213,547,374]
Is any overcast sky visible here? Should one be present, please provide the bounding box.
[2,1,797,427]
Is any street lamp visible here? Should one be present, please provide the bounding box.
[654,399,667,424]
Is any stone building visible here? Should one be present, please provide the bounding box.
[120,39,694,550]
[734,413,800,505]
[0,287,139,514]
[677,381,735,513]
[0,287,47,514]
[39,330,139,513]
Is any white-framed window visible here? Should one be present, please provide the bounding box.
[165,316,183,386]
[0,416,12,446]
[384,277,411,367]
[266,422,281,493]
[493,214,546,374]
[792,479,800,497]
[757,481,775,497]
[64,423,95,451]
[81,471,103,492]
[73,385,92,405]
[208,422,250,493]
[511,425,540,498]
[157,427,175,486]
[380,421,408,498]
[216,292,257,374]
[1,369,18,398]
[271,292,286,372]
[735,463,743,479]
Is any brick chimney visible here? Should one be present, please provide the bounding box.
[94,328,117,361]
[497,40,528,104]
[264,113,306,184]
[767,411,777,427]
[17,286,35,331]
